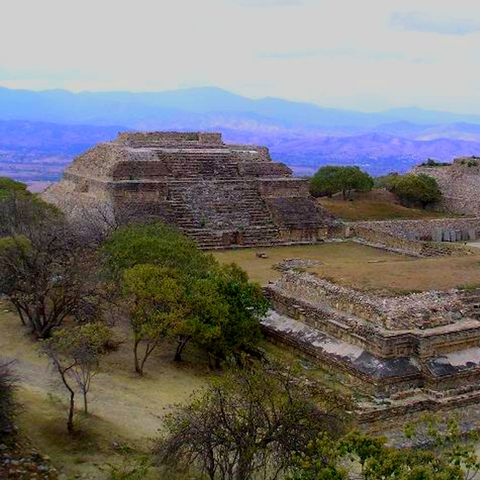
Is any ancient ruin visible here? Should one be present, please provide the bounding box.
[262,270,480,416]
[413,156,480,215]
[43,132,333,248]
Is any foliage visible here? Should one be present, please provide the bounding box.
[173,263,267,365]
[373,173,400,190]
[0,224,102,339]
[290,416,480,480]
[43,323,112,432]
[389,173,442,208]
[158,366,347,480]
[310,166,374,200]
[104,455,150,480]
[0,360,18,438]
[123,264,185,375]
[102,222,215,278]
[105,223,268,368]
[420,159,451,167]
[0,177,60,237]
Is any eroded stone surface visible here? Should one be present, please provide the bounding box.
[43,131,334,248]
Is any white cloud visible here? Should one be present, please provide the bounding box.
[1,0,480,112]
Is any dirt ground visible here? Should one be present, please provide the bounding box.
[0,300,211,479]
[213,242,480,294]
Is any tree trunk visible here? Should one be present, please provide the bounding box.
[134,338,143,375]
[67,389,75,434]
[83,391,88,415]
[342,189,347,200]
[174,336,190,362]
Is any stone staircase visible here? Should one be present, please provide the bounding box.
[154,150,240,180]
[460,289,480,320]
[164,180,280,248]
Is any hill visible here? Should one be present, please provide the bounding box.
[1,86,480,181]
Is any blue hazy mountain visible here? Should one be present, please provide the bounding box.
[3,86,480,128]
[1,86,480,182]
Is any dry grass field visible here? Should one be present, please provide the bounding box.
[213,242,480,294]
[0,300,211,479]
[318,190,454,221]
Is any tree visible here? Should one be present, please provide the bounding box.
[104,223,267,367]
[0,360,18,439]
[173,264,267,365]
[0,177,60,237]
[102,222,215,277]
[158,367,347,480]
[123,264,185,375]
[43,323,112,433]
[310,166,373,200]
[389,173,442,208]
[0,224,102,339]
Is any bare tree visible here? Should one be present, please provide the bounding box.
[0,222,102,339]
[43,323,111,433]
[158,366,349,480]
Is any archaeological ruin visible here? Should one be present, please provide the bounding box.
[262,270,480,418]
[413,156,480,216]
[43,131,333,248]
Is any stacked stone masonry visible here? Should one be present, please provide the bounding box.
[43,132,334,248]
[263,272,480,401]
[413,157,480,215]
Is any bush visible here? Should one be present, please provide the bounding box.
[420,158,451,167]
[310,166,373,200]
[389,173,442,208]
[0,361,18,437]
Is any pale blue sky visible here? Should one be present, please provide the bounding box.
[1,0,480,113]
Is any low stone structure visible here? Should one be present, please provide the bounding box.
[43,132,334,248]
[262,272,480,404]
[345,218,480,257]
[413,157,480,215]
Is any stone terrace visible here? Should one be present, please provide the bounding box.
[263,271,480,399]
[43,132,334,248]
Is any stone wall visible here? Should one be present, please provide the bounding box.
[272,272,466,330]
[346,218,480,257]
[266,276,480,359]
[413,158,480,215]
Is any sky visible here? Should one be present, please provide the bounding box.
[1,0,480,113]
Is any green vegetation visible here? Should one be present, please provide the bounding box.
[310,166,374,200]
[420,158,451,167]
[389,173,442,208]
[106,223,267,373]
[0,176,60,235]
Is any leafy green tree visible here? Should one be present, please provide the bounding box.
[123,264,185,375]
[310,166,373,200]
[102,222,215,277]
[390,173,441,208]
[44,323,112,433]
[173,263,267,365]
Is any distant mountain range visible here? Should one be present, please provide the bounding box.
[1,86,480,182]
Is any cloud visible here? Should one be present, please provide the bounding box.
[230,0,303,7]
[390,11,480,35]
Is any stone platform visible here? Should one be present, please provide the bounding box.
[263,271,480,405]
[42,131,334,248]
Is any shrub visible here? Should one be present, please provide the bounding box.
[389,173,442,208]
[0,360,18,437]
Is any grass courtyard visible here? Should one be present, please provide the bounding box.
[213,241,480,294]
